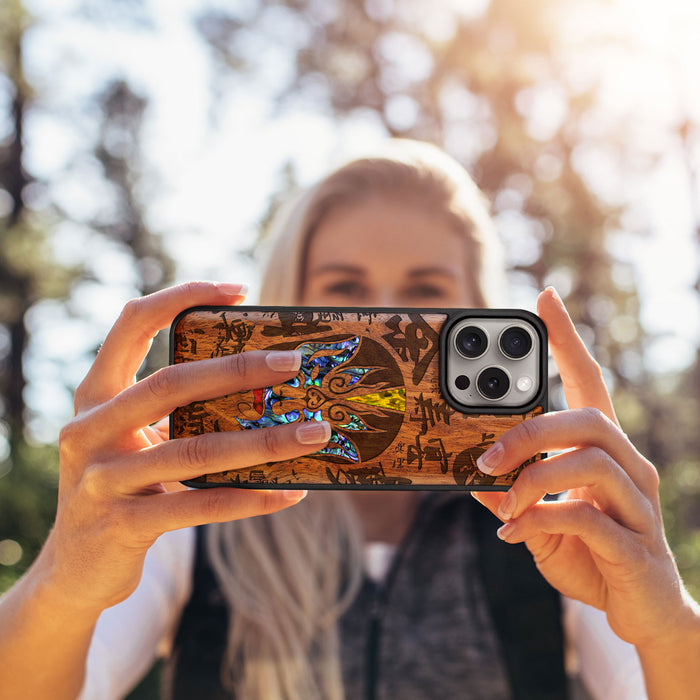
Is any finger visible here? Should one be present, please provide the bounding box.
[495,447,654,533]
[471,491,601,594]
[475,407,659,497]
[139,486,309,537]
[143,417,170,444]
[141,418,170,446]
[471,490,507,519]
[96,349,302,437]
[496,498,638,567]
[519,529,605,608]
[112,420,332,489]
[77,282,248,409]
[470,491,594,600]
[537,287,618,424]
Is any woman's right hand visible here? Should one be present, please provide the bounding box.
[42,282,330,615]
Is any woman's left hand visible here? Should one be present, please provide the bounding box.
[473,287,697,652]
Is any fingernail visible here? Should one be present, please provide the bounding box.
[215,282,249,297]
[546,285,563,306]
[497,522,516,541]
[296,420,331,445]
[266,350,302,372]
[283,489,308,502]
[477,443,504,474]
[497,489,517,520]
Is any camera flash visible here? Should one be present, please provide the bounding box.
[516,376,533,392]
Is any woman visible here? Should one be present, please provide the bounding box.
[1,140,698,699]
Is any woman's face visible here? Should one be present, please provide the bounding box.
[300,195,478,308]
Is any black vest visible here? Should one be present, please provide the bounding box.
[162,495,568,699]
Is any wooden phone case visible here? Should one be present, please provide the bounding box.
[170,307,547,490]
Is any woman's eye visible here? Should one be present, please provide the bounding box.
[323,280,368,300]
[402,284,449,301]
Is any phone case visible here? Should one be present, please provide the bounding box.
[170,307,547,490]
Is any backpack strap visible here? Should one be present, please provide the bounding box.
[161,525,231,700]
[472,502,569,700]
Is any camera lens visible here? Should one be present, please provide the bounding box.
[455,325,488,359]
[499,326,533,359]
[477,367,510,400]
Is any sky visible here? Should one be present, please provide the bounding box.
[10,0,700,442]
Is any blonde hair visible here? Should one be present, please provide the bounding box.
[206,495,363,699]
[259,139,505,307]
[207,139,505,699]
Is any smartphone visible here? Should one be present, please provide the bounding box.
[170,307,547,491]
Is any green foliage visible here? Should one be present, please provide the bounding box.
[614,373,700,598]
[0,441,59,592]
[660,457,700,602]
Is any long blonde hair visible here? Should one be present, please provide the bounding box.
[206,139,504,699]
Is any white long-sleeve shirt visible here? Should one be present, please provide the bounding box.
[79,527,647,699]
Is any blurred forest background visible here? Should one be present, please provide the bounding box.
[1,0,700,693]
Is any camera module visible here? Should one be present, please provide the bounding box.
[476,366,510,400]
[445,314,541,410]
[498,326,533,359]
[455,325,488,359]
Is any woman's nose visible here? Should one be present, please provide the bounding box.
[375,289,401,308]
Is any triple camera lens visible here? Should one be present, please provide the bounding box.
[453,323,534,401]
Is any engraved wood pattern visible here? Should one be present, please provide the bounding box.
[171,309,543,489]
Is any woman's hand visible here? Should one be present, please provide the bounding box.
[472,288,699,655]
[42,282,331,615]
